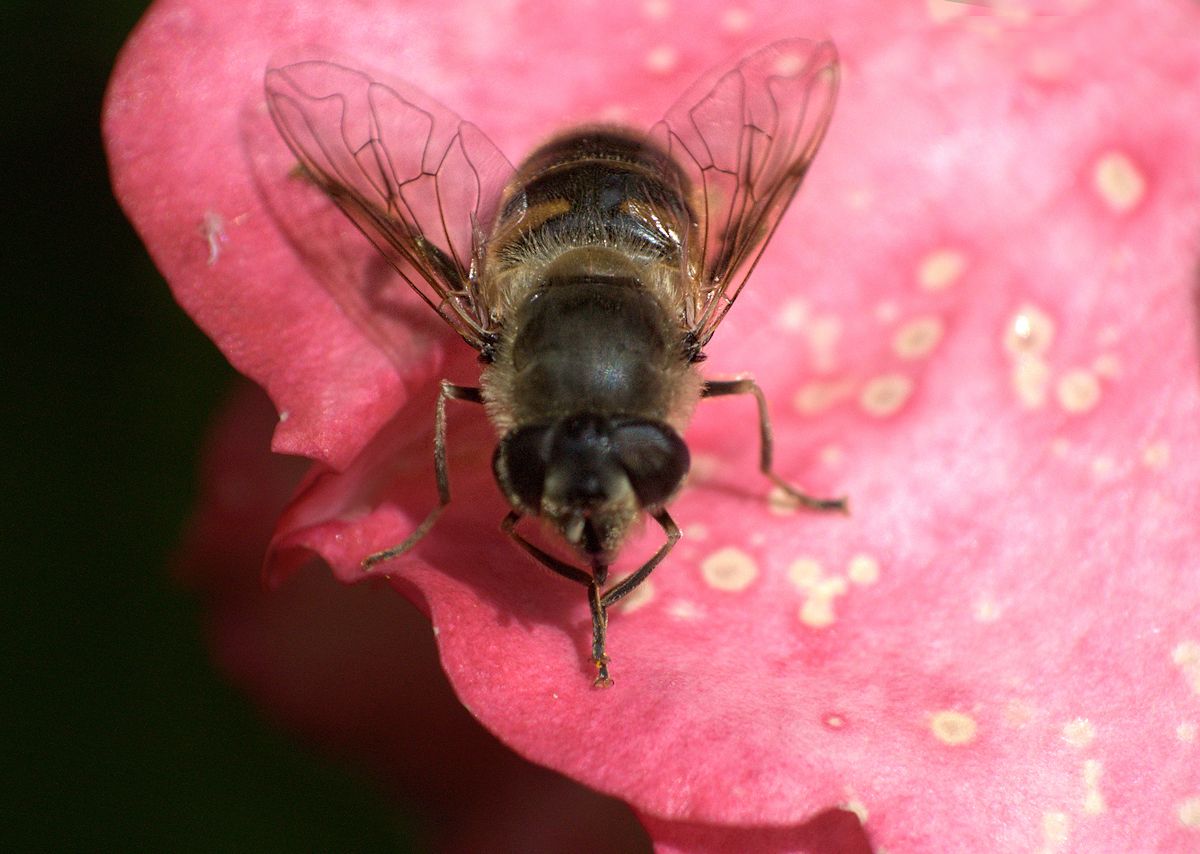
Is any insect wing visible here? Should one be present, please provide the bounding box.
[264,59,515,351]
[651,39,839,354]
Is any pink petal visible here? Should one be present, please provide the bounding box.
[111,0,1200,849]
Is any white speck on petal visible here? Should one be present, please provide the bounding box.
[1004,304,1055,358]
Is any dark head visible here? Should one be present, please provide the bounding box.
[493,414,689,564]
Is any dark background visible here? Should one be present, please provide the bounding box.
[4,1,419,848]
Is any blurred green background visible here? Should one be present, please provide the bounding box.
[3,1,418,849]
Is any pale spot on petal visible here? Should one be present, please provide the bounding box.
[720,7,750,32]
[1082,759,1105,814]
[1091,353,1121,379]
[1143,440,1170,470]
[845,187,873,210]
[1012,357,1050,408]
[1177,722,1197,743]
[824,713,846,729]
[1042,811,1070,847]
[847,554,880,585]
[1093,151,1146,214]
[807,315,841,371]
[1090,455,1116,480]
[819,444,844,467]
[788,557,824,589]
[683,523,708,541]
[641,0,671,19]
[667,599,704,621]
[800,595,837,628]
[974,598,1002,623]
[859,373,914,417]
[278,409,290,423]
[1178,796,1200,829]
[892,315,944,360]
[1005,700,1035,729]
[645,44,679,73]
[794,378,855,414]
[1004,304,1056,358]
[930,710,977,746]
[778,298,810,331]
[598,104,631,123]
[700,547,758,592]
[1056,369,1101,414]
[1173,640,1200,695]
[918,248,968,291]
[821,577,848,597]
[1097,324,1121,347]
[874,299,900,324]
[619,578,655,613]
[1062,718,1096,748]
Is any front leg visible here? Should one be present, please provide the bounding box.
[501,512,613,685]
[592,509,681,687]
[701,378,848,513]
[362,381,483,569]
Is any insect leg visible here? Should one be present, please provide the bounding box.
[362,381,484,569]
[501,512,620,686]
[588,581,612,688]
[701,378,848,513]
[599,509,681,608]
[574,509,680,687]
[499,511,594,586]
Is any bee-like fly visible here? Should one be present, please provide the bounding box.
[265,39,846,686]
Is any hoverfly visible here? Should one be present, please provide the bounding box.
[265,39,846,687]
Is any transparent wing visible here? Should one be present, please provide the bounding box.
[264,58,515,353]
[650,39,839,355]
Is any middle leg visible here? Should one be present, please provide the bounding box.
[701,378,848,513]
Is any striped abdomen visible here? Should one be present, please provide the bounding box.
[485,128,693,292]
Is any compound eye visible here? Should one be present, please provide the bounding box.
[494,425,552,510]
[610,420,689,507]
